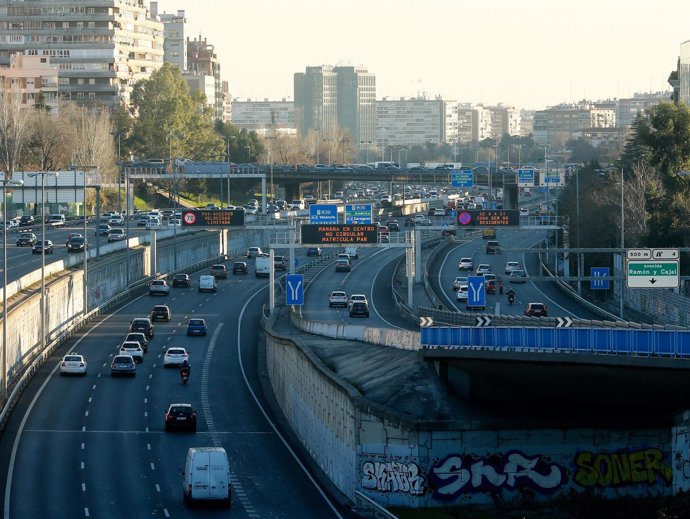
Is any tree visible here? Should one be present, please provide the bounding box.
[0,78,32,177]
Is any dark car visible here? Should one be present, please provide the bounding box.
[349,301,370,318]
[386,220,400,232]
[95,223,111,236]
[307,247,322,257]
[524,302,548,317]
[232,261,248,275]
[171,273,191,287]
[485,240,500,254]
[16,232,37,247]
[32,240,54,254]
[67,236,88,252]
[110,355,136,377]
[150,304,171,322]
[164,403,197,432]
[129,317,154,338]
[124,332,148,353]
[210,264,228,279]
[18,215,34,226]
[186,318,208,336]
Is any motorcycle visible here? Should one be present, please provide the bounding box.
[507,292,515,305]
[180,368,190,384]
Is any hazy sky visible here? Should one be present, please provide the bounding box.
[160,0,689,110]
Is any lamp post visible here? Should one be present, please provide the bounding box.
[619,169,624,319]
[27,172,58,355]
[360,141,371,164]
[111,130,122,213]
[226,136,236,205]
[1,178,23,402]
[313,129,320,164]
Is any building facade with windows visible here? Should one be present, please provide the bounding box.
[376,97,446,148]
[0,54,59,112]
[186,36,223,121]
[231,99,294,131]
[151,2,186,72]
[533,104,616,147]
[0,0,164,107]
[679,40,690,107]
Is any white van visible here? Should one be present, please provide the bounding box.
[198,275,217,293]
[48,214,65,227]
[290,199,305,211]
[182,447,232,507]
[255,256,271,278]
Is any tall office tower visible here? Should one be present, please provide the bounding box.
[151,2,187,72]
[333,66,376,148]
[294,65,339,140]
[679,40,690,107]
[186,36,223,121]
[0,0,164,107]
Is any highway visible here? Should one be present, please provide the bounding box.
[0,262,357,519]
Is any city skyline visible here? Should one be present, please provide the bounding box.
[160,0,688,110]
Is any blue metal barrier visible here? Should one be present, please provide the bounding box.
[421,327,690,358]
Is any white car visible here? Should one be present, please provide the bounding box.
[505,261,521,274]
[119,341,144,362]
[163,347,189,367]
[415,216,432,226]
[458,257,474,271]
[519,208,529,216]
[108,215,124,226]
[60,353,87,376]
[476,264,492,275]
[348,294,368,309]
[453,276,469,290]
[107,228,127,242]
[456,285,469,301]
[146,217,162,230]
[148,279,170,296]
[328,290,348,308]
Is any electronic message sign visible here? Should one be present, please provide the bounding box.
[301,224,378,244]
[181,209,245,227]
[456,210,520,227]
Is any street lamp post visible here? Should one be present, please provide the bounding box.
[1,178,23,402]
[112,130,122,213]
[27,172,57,356]
[619,169,624,319]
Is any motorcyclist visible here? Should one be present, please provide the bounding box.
[180,360,190,380]
[506,288,515,303]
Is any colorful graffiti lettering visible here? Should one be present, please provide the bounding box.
[429,451,563,500]
[361,461,425,495]
[574,448,672,488]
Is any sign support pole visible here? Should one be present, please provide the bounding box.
[269,248,275,313]
[414,229,422,284]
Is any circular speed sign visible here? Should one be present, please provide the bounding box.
[183,212,197,225]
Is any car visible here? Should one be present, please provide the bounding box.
[164,403,197,432]
[107,228,127,242]
[137,215,150,226]
[59,353,87,376]
[186,318,208,336]
[95,223,111,236]
[482,228,497,239]
[524,302,548,317]
[65,232,83,245]
[172,273,191,287]
[484,274,498,294]
[32,240,54,254]
[519,208,529,217]
[232,261,248,275]
[18,215,35,226]
[110,355,136,377]
[337,253,351,262]
[348,294,368,309]
[120,341,144,362]
[386,220,400,232]
[349,301,370,318]
[416,217,432,226]
[148,279,170,296]
[246,247,263,258]
[328,291,348,308]
[108,215,124,226]
[505,261,521,274]
[146,217,162,230]
[456,285,469,301]
[307,247,322,257]
[486,240,500,254]
[379,233,390,243]
[476,264,492,275]
[129,317,154,338]
[458,258,474,271]
[16,232,37,247]
[66,235,88,253]
[509,269,528,283]
[163,347,189,367]
[124,332,148,353]
[453,276,469,290]
[432,208,445,216]
[210,264,228,279]
[274,256,288,271]
[150,304,171,322]
[335,258,351,272]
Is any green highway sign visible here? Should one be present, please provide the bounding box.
[626,260,679,289]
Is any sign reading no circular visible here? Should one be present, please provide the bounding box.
[184,212,197,225]
[457,211,472,225]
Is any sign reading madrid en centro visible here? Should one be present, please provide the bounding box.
[626,260,679,288]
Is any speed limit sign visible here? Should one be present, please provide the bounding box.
[184,212,197,225]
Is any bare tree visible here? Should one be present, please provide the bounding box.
[0,78,33,176]
[67,104,115,178]
[29,109,71,171]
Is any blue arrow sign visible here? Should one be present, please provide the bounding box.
[286,274,304,305]
[591,267,610,290]
[309,204,338,224]
[467,276,486,308]
[345,204,372,224]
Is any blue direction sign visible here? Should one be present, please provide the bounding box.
[345,204,373,224]
[545,174,561,184]
[518,168,535,187]
[286,274,304,305]
[466,276,486,309]
[591,267,610,290]
[309,204,338,224]
[451,168,473,188]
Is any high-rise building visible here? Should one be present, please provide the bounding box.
[376,97,447,148]
[151,2,187,72]
[231,99,294,131]
[679,40,690,107]
[294,65,376,152]
[0,0,164,107]
[186,36,223,121]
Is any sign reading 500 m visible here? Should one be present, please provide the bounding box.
[301,224,378,244]
[181,209,245,227]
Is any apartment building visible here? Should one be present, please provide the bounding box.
[533,104,615,147]
[231,99,294,131]
[376,97,447,147]
[0,0,164,107]
[0,54,59,112]
[186,36,223,121]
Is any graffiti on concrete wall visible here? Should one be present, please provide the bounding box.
[573,448,672,488]
[429,451,564,500]
[361,460,426,495]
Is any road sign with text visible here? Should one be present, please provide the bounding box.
[309,204,338,224]
[345,204,372,224]
[451,169,473,188]
[626,260,679,289]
